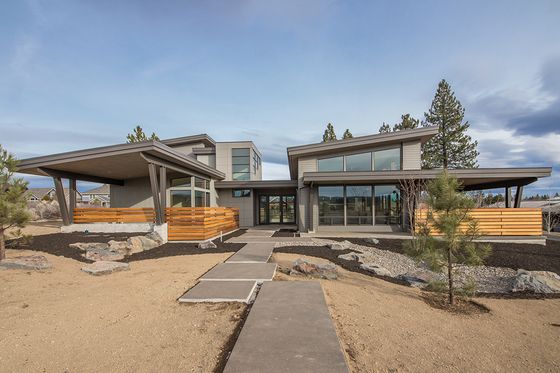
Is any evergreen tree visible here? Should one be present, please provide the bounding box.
[393,113,420,131]
[405,171,491,305]
[378,122,391,133]
[322,123,337,142]
[342,129,353,139]
[422,80,479,169]
[126,125,160,143]
[0,146,30,260]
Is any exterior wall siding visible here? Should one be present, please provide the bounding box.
[216,189,255,228]
[110,177,153,208]
[402,140,422,170]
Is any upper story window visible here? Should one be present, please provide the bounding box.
[194,177,209,189]
[345,152,372,171]
[171,177,191,187]
[252,152,261,175]
[318,156,344,172]
[374,148,400,171]
[317,147,401,172]
[232,148,250,180]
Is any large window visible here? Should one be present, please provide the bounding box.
[345,152,372,171]
[374,148,401,171]
[346,186,373,225]
[170,176,210,207]
[171,190,191,207]
[318,156,344,172]
[318,186,344,225]
[232,148,250,180]
[374,185,401,225]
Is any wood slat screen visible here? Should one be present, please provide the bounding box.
[415,208,542,236]
[166,207,239,241]
[73,208,155,223]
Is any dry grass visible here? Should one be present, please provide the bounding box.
[274,253,560,373]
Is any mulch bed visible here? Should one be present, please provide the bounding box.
[9,230,247,263]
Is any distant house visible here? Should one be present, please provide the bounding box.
[82,184,110,207]
[26,188,82,203]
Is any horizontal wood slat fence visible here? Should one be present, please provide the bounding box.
[73,207,239,241]
[166,207,239,241]
[415,208,542,236]
[73,208,155,223]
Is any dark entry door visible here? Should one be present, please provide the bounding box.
[259,195,296,224]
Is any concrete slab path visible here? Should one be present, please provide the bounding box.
[200,263,277,282]
[226,243,274,263]
[178,281,257,303]
[223,281,349,373]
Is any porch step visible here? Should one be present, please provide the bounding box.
[178,281,257,303]
[226,243,274,263]
[200,263,277,282]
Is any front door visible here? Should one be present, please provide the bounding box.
[259,195,296,224]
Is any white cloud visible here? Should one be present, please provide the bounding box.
[262,161,290,180]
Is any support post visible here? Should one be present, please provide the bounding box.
[148,163,163,225]
[53,177,70,225]
[505,187,512,208]
[159,166,167,223]
[514,185,524,208]
[69,179,77,224]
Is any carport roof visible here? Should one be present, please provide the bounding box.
[17,140,225,184]
[302,167,552,190]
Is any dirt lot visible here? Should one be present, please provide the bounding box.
[274,253,560,373]
[6,220,62,237]
[0,249,243,373]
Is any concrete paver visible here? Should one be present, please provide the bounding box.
[178,281,257,303]
[223,281,349,373]
[226,243,274,263]
[200,263,277,282]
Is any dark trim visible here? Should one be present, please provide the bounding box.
[460,177,538,191]
[39,167,125,186]
[192,147,216,155]
[140,152,213,180]
[215,180,298,189]
[161,134,215,147]
[515,185,524,208]
[505,187,512,208]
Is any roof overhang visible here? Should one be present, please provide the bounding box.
[214,180,298,189]
[17,140,225,184]
[301,167,552,191]
[161,134,215,148]
[287,126,439,179]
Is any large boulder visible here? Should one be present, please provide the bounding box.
[198,241,217,249]
[338,252,362,261]
[360,263,392,277]
[145,231,164,245]
[107,240,129,254]
[126,235,160,254]
[397,270,437,287]
[81,261,130,276]
[290,258,338,280]
[512,269,560,294]
[0,255,52,270]
[69,242,109,251]
[328,240,352,251]
[82,248,125,262]
[363,237,380,245]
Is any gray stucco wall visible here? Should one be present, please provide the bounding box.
[110,177,153,208]
[216,189,255,228]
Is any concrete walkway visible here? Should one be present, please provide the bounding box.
[224,281,349,373]
[226,243,275,263]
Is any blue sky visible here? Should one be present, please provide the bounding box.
[1,0,559,194]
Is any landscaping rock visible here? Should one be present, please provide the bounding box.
[360,263,392,277]
[198,241,218,249]
[0,255,52,270]
[82,248,125,262]
[81,261,130,276]
[107,240,129,254]
[328,240,352,251]
[512,269,560,294]
[146,231,164,245]
[69,242,109,251]
[338,252,362,261]
[397,270,437,287]
[363,237,380,245]
[290,258,338,280]
[127,235,160,253]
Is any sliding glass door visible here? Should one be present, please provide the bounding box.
[374,185,401,225]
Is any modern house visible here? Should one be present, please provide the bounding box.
[17,127,552,240]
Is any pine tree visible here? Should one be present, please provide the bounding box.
[0,146,30,260]
[393,113,420,131]
[378,123,391,133]
[126,125,160,143]
[342,129,353,139]
[322,123,337,142]
[422,80,479,169]
[405,171,491,305]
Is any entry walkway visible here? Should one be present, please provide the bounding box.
[223,281,349,373]
[178,243,275,303]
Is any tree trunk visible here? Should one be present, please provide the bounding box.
[447,248,454,305]
[0,228,5,261]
